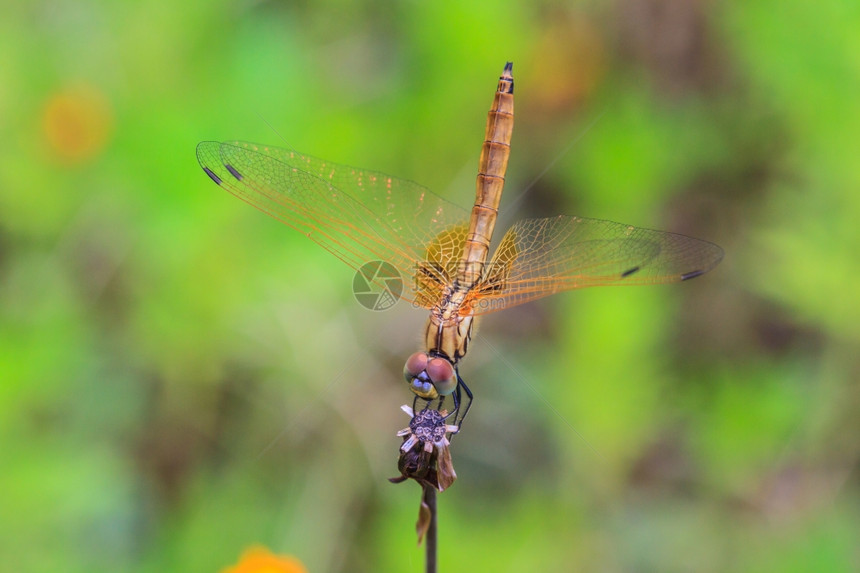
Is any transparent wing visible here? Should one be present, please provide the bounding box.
[196,141,470,308]
[466,215,724,315]
[412,223,470,309]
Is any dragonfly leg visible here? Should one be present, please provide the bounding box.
[436,387,457,418]
[453,372,473,431]
[413,394,429,415]
[441,372,472,435]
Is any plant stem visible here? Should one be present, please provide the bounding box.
[424,484,437,573]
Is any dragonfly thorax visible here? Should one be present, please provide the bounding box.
[431,281,478,321]
[423,310,475,368]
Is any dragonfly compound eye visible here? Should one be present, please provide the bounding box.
[403,352,428,382]
[403,352,438,399]
[426,357,456,396]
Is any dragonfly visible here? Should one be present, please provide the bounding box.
[196,62,723,433]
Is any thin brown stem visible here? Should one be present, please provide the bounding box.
[423,484,438,573]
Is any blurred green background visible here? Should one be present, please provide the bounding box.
[3,0,859,571]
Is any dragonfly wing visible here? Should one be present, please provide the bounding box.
[197,141,470,308]
[412,223,471,309]
[468,215,723,315]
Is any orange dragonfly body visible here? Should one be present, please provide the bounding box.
[197,62,723,428]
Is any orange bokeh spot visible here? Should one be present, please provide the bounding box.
[221,546,308,573]
[529,13,605,115]
[42,84,112,164]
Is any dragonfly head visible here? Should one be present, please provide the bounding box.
[403,352,457,399]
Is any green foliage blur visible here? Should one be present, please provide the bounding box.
[3,0,859,571]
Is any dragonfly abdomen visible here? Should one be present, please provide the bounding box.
[458,62,515,288]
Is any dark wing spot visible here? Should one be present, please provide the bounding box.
[225,164,243,181]
[202,167,222,185]
[681,269,706,281]
[621,266,640,278]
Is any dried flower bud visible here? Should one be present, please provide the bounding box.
[389,405,458,492]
